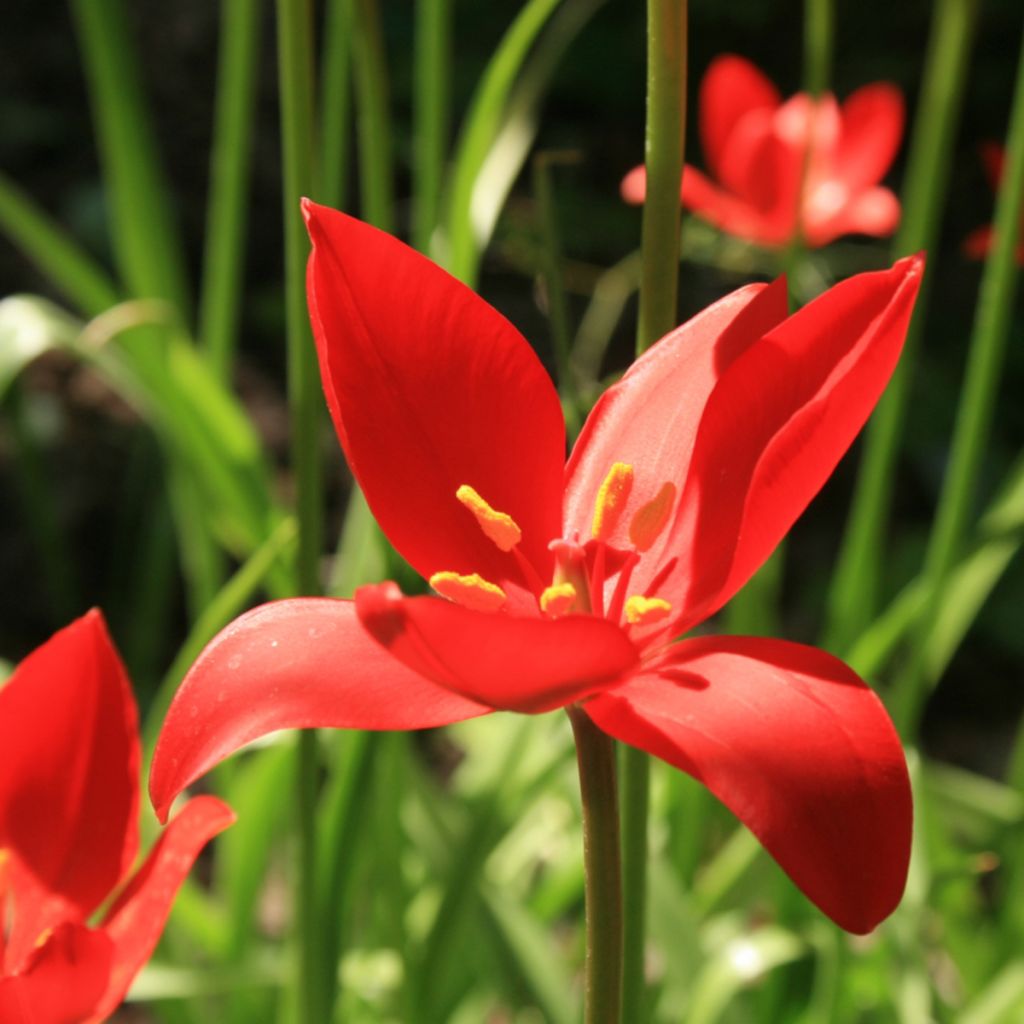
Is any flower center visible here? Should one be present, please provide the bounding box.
[428,463,676,629]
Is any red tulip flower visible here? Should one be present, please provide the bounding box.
[622,55,904,249]
[964,143,1024,264]
[152,203,922,934]
[0,611,234,1023]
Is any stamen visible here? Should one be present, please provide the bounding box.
[629,482,676,552]
[624,595,672,626]
[429,571,507,613]
[456,485,522,551]
[540,582,577,617]
[592,462,634,540]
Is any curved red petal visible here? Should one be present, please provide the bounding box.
[806,186,901,247]
[564,278,790,609]
[304,201,564,590]
[355,583,639,713]
[700,55,780,179]
[673,254,924,630]
[149,599,489,821]
[835,84,904,191]
[0,611,139,918]
[585,636,912,933]
[0,922,112,1024]
[91,796,235,1020]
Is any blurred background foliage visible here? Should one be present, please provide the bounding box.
[1,1,1024,1021]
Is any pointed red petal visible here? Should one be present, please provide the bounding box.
[835,84,904,191]
[90,796,235,1020]
[0,611,139,918]
[674,254,924,630]
[355,583,639,713]
[564,277,790,610]
[304,202,564,590]
[0,922,113,1024]
[700,55,781,179]
[149,599,489,821]
[585,636,911,933]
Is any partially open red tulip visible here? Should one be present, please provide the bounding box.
[964,143,1024,264]
[622,54,904,248]
[0,611,234,1023]
[152,203,923,934]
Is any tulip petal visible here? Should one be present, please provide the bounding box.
[149,599,489,821]
[700,55,780,179]
[304,202,564,593]
[806,186,901,248]
[90,796,235,1020]
[0,611,139,919]
[584,636,912,933]
[673,255,923,630]
[835,84,904,191]
[0,923,112,1024]
[355,583,639,713]
[564,277,790,605]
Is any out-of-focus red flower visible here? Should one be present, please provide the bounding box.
[964,143,1024,263]
[152,204,923,934]
[0,611,234,1024]
[622,54,904,249]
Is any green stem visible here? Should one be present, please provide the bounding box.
[353,0,395,231]
[625,4,686,1018]
[276,2,325,1022]
[892,20,1024,735]
[568,707,623,1024]
[199,0,262,382]
[413,0,451,253]
[823,0,980,652]
[320,0,356,209]
[636,0,687,355]
[803,0,833,98]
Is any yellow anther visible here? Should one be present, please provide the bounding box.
[592,462,634,540]
[624,595,672,626]
[430,571,508,613]
[629,482,676,552]
[540,582,577,618]
[456,485,522,552]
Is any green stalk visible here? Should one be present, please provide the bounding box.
[276,3,325,1022]
[803,0,833,98]
[824,0,980,652]
[635,0,687,355]
[413,0,452,253]
[198,0,263,381]
[626,5,686,1019]
[891,21,1024,735]
[319,0,356,209]
[353,0,395,231]
[0,173,119,317]
[568,707,623,1024]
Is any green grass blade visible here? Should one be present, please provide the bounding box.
[70,0,191,311]
[892,21,1024,734]
[319,0,356,209]
[199,0,263,381]
[413,0,452,254]
[824,0,981,651]
[0,173,119,316]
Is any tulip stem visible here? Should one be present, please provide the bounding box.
[636,0,688,354]
[568,706,623,1024]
